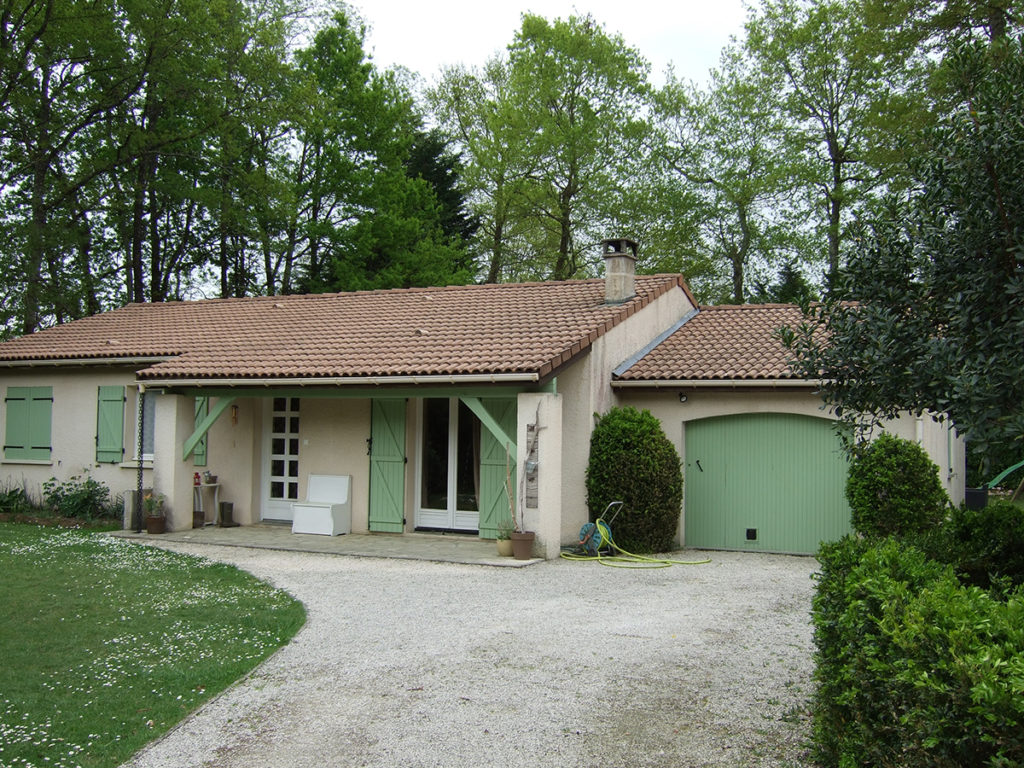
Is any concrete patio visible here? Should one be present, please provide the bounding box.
[110,524,540,566]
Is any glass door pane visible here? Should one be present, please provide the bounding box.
[420,398,449,510]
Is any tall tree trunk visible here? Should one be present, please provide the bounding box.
[147,179,164,301]
[22,65,52,334]
[486,218,504,283]
[74,214,100,317]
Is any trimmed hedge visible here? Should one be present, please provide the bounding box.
[812,536,1024,767]
[919,500,1024,595]
[845,433,949,537]
[585,406,682,553]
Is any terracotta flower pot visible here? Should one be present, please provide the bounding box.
[145,515,166,534]
[509,530,536,560]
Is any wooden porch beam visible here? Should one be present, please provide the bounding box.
[182,396,236,461]
[460,397,517,463]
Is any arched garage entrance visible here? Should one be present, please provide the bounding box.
[684,412,852,554]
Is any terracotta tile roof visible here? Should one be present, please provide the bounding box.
[615,304,810,382]
[0,277,690,382]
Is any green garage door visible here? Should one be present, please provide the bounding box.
[684,413,852,554]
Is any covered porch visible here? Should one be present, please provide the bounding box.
[145,381,565,557]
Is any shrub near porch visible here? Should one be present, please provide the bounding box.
[0,525,305,768]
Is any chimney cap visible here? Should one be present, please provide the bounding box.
[602,238,638,260]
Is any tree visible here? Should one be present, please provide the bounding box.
[433,14,654,283]
[429,57,536,282]
[654,45,800,303]
[405,128,479,249]
[0,0,147,334]
[750,259,819,305]
[782,37,1024,465]
[745,0,924,282]
[507,14,652,280]
[287,11,469,293]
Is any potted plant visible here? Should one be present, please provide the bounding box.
[496,520,514,557]
[505,452,535,560]
[143,492,166,534]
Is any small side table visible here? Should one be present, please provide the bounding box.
[192,483,221,525]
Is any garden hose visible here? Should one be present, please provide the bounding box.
[561,520,711,568]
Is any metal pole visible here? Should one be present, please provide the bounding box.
[135,387,145,533]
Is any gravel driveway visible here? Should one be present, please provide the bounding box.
[121,546,817,768]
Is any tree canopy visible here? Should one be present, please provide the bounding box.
[782,36,1024,465]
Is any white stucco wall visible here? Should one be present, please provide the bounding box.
[554,285,698,547]
[0,366,154,513]
[197,396,260,526]
[300,397,372,531]
[517,391,563,559]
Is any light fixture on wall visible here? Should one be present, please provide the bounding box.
[231,405,239,425]
[678,393,688,404]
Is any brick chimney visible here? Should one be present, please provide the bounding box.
[602,238,638,304]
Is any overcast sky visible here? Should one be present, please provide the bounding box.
[348,0,751,86]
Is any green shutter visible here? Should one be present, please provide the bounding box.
[193,397,208,467]
[477,398,517,539]
[369,399,406,532]
[95,386,125,463]
[4,386,52,461]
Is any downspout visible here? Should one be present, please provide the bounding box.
[135,386,146,533]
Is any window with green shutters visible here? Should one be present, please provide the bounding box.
[95,386,126,463]
[4,386,53,461]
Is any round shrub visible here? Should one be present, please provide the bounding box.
[585,406,682,553]
[846,433,949,538]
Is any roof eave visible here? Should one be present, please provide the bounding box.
[138,372,542,388]
[0,356,173,368]
[611,378,823,389]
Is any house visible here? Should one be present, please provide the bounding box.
[0,240,964,556]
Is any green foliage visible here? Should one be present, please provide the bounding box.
[750,259,819,305]
[42,474,118,522]
[744,0,924,280]
[431,14,653,283]
[784,38,1024,455]
[811,537,1024,767]
[585,407,682,553]
[653,44,804,303]
[932,501,1024,594]
[0,481,35,517]
[845,433,949,537]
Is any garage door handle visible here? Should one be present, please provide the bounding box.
[695,460,703,472]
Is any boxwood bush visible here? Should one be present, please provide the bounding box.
[845,433,949,537]
[585,406,682,553]
[930,500,1024,595]
[812,536,1024,767]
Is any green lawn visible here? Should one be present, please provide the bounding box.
[0,524,305,768]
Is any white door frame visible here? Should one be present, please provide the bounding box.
[260,397,301,521]
[413,397,479,532]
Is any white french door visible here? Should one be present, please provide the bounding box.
[415,398,481,532]
[262,397,300,521]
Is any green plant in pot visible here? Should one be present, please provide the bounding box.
[143,492,166,534]
[496,519,515,557]
[505,451,535,560]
